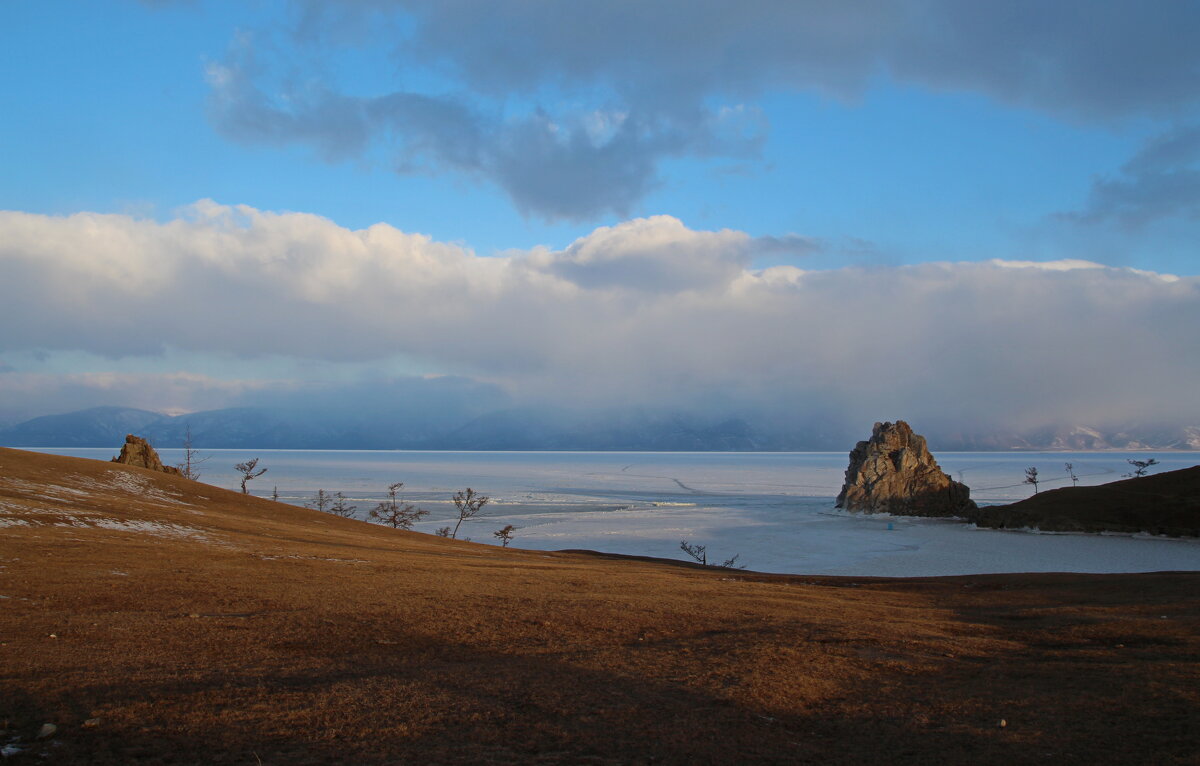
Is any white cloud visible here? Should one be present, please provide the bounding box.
[2,202,1198,429]
[987,258,1107,272]
[533,216,751,292]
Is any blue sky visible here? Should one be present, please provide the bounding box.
[1,1,1198,431]
[3,0,1193,267]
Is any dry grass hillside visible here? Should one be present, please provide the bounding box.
[2,447,1198,764]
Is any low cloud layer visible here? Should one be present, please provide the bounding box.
[203,1,1200,219]
[0,371,276,423]
[2,202,1197,431]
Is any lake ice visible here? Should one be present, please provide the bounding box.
[34,449,1200,577]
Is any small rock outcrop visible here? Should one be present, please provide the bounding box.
[836,421,975,516]
[111,434,181,475]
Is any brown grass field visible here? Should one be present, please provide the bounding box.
[2,447,1198,764]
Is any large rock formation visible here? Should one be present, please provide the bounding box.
[112,434,181,475]
[836,421,975,516]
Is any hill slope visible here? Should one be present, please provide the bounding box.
[1,447,1198,764]
[972,466,1200,536]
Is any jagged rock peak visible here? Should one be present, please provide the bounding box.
[111,434,181,475]
[835,420,975,517]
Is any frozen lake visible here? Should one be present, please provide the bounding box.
[34,448,1200,577]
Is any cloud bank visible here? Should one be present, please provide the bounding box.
[0,371,275,423]
[204,1,1200,219]
[2,202,1197,431]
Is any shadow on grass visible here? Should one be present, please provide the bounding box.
[2,623,1082,766]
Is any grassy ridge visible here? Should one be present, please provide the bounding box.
[972,466,1200,536]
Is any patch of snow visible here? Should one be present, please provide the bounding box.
[4,479,95,504]
[1,501,100,518]
[85,518,212,541]
[19,514,214,542]
[256,554,365,563]
[101,471,192,506]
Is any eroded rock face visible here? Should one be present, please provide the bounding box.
[112,434,181,475]
[836,421,975,516]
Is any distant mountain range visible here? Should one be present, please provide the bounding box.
[927,423,1200,451]
[0,405,803,451]
[0,405,1197,452]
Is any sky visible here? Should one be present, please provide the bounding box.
[0,0,1198,434]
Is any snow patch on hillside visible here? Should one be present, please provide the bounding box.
[82,517,212,540]
[98,470,193,507]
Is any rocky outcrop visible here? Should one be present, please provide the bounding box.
[111,434,181,475]
[836,421,975,516]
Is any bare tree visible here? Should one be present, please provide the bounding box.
[1125,458,1159,478]
[329,492,357,518]
[369,482,428,529]
[1024,466,1039,494]
[435,526,452,538]
[493,524,516,548]
[235,458,267,494]
[680,539,708,565]
[175,424,209,480]
[306,489,332,513]
[451,488,489,539]
[1065,462,1078,487]
[302,488,357,517]
[680,539,746,569]
[720,554,745,569]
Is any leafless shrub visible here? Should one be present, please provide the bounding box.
[720,554,745,569]
[1024,466,1039,494]
[175,425,209,481]
[1125,458,1159,478]
[679,539,707,565]
[494,524,515,547]
[369,482,428,529]
[235,458,267,494]
[450,488,489,539]
[329,493,357,518]
[681,539,746,569]
[306,489,332,513]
